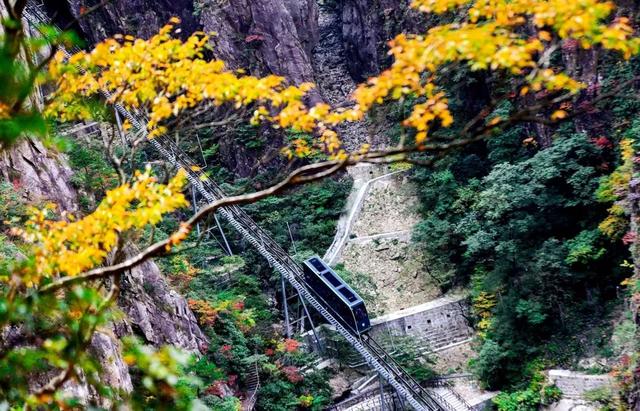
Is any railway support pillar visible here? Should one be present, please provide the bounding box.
[379,373,386,411]
[282,272,292,338]
[214,213,233,256]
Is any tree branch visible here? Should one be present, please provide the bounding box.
[35,134,503,295]
[36,71,640,295]
[38,157,349,293]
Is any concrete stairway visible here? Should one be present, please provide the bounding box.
[432,386,473,411]
[417,329,473,351]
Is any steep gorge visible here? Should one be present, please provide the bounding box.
[8,0,640,408]
[5,0,398,404]
[13,0,475,405]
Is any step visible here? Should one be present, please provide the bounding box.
[432,387,472,411]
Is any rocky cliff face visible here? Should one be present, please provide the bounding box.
[45,0,200,43]
[0,134,206,401]
[51,0,412,89]
[341,0,393,81]
[199,0,321,102]
[341,0,425,81]
[115,245,207,352]
[0,138,79,213]
[196,0,322,175]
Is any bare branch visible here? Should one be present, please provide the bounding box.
[38,157,348,293]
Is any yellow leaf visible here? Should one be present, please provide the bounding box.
[621,277,634,286]
[551,110,567,120]
[538,31,552,41]
[487,116,502,126]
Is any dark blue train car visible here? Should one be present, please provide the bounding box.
[302,256,371,334]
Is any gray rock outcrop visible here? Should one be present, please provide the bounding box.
[48,0,200,43]
[199,0,321,101]
[0,138,79,213]
[341,0,425,81]
[116,245,208,353]
[0,136,206,400]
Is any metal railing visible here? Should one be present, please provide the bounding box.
[22,5,458,410]
[424,374,475,386]
[326,386,399,411]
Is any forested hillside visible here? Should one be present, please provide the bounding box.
[2,0,640,410]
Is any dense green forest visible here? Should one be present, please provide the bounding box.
[409,56,640,403]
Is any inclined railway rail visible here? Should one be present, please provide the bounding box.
[21,4,460,409]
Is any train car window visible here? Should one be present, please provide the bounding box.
[309,258,325,272]
[323,272,342,287]
[338,287,358,303]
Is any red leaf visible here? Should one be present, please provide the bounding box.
[622,231,637,245]
[245,34,265,43]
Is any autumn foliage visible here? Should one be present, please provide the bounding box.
[45,18,351,157]
[9,169,187,286]
[46,0,640,163]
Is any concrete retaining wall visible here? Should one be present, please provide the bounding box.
[548,370,614,399]
[368,295,474,350]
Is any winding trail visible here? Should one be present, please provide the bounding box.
[324,166,407,265]
[323,163,438,315]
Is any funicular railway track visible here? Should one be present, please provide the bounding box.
[22,5,459,409]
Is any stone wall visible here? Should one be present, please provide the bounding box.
[548,370,615,399]
[368,296,473,350]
